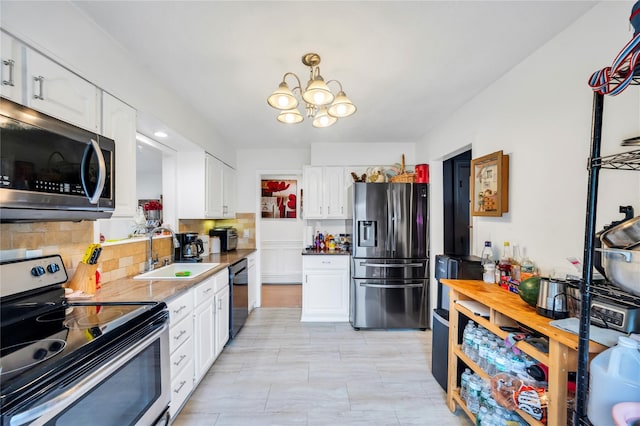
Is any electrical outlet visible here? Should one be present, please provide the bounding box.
[243,229,250,238]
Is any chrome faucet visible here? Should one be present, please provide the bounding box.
[147,226,179,271]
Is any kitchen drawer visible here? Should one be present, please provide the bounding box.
[169,359,194,419]
[170,336,193,379]
[213,269,229,293]
[169,314,193,355]
[194,276,216,306]
[167,290,194,325]
[303,255,350,270]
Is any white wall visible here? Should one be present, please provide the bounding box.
[0,1,235,166]
[419,2,640,286]
[311,142,418,166]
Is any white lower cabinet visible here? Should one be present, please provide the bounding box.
[165,268,236,420]
[214,273,230,359]
[301,255,350,322]
[247,253,257,312]
[166,291,194,418]
[193,276,216,384]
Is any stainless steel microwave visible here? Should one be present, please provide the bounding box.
[0,97,115,222]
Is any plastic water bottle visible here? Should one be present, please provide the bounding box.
[486,340,498,376]
[467,375,482,414]
[460,368,472,402]
[476,406,489,425]
[588,336,640,426]
[463,322,476,356]
[478,336,490,370]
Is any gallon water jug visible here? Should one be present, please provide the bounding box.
[588,336,640,426]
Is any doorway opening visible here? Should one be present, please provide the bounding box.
[443,150,472,256]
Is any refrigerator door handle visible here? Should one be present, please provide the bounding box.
[358,282,424,288]
[359,262,424,268]
[386,187,393,254]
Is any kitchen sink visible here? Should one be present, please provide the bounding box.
[133,263,221,280]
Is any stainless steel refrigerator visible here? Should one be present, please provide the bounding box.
[350,182,429,329]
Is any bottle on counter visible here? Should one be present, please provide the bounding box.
[511,244,522,281]
[319,232,325,251]
[498,241,512,281]
[480,241,496,284]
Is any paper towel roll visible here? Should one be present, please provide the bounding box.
[305,226,314,247]
[211,236,221,254]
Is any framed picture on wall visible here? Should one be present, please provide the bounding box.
[261,180,297,219]
[470,150,509,217]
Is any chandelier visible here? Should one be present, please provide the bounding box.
[267,53,356,128]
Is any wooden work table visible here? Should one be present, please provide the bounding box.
[441,279,607,426]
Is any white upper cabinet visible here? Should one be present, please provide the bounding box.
[178,151,235,219]
[205,153,224,218]
[1,31,98,132]
[222,164,236,219]
[1,32,23,103]
[25,48,99,132]
[102,93,137,218]
[302,166,348,219]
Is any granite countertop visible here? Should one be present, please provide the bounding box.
[93,248,256,304]
[301,249,351,256]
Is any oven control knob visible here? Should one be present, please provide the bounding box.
[47,263,60,273]
[33,348,48,360]
[49,341,64,352]
[31,266,46,277]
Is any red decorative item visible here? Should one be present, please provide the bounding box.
[287,194,296,209]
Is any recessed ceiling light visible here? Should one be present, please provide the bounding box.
[154,131,168,138]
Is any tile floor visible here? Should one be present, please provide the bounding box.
[173,308,473,426]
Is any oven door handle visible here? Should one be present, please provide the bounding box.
[80,138,107,205]
[11,321,169,426]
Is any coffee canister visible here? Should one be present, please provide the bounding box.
[415,164,429,183]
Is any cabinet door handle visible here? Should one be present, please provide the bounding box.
[173,354,187,367]
[341,206,343,214]
[33,75,44,100]
[2,59,15,86]
[327,206,330,215]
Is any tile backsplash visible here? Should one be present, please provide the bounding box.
[0,213,256,286]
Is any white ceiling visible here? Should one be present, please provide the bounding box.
[73,1,596,150]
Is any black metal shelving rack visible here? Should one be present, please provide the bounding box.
[575,74,640,426]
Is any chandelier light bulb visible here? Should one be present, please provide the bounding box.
[277,108,303,124]
[328,91,356,118]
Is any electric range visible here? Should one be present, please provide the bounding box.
[0,255,170,426]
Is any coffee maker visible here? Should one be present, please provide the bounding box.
[175,233,204,262]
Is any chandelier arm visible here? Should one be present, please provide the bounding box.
[282,72,303,92]
[325,79,344,93]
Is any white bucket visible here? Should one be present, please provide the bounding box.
[588,336,640,426]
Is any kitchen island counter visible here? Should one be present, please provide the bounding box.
[93,248,256,303]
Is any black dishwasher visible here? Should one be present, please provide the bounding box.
[229,258,248,339]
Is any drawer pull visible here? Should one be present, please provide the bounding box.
[204,287,213,294]
[173,354,187,367]
[173,329,187,340]
[173,380,187,394]
[173,305,187,315]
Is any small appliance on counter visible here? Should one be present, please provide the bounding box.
[209,227,238,252]
[175,233,204,262]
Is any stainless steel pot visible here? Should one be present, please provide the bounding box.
[536,278,569,319]
[601,216,640,249]
[596,248,640,296]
